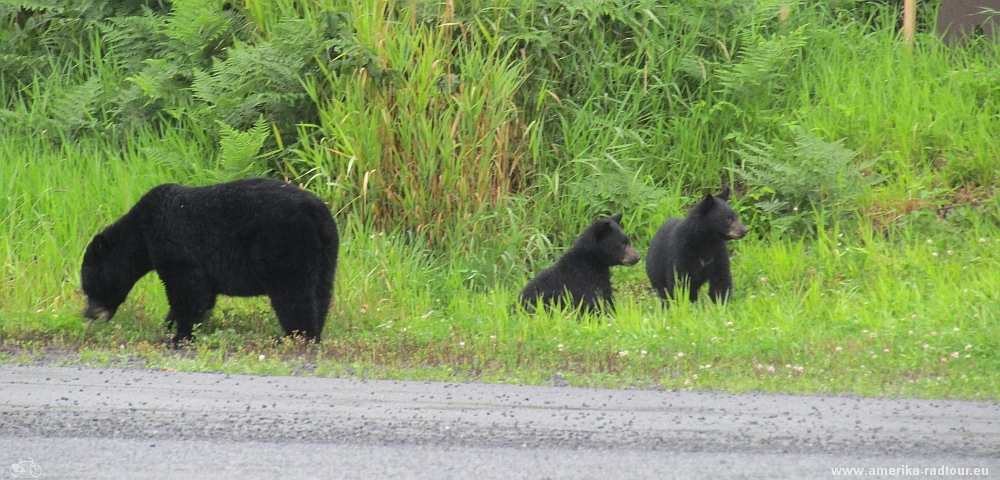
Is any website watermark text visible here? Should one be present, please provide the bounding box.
[831,465,989,477]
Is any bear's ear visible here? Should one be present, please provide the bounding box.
[717,184,731,201]
[608,213,624,225]
[694,193,716,215]
[592,219,614,240]
[89,233,111,255]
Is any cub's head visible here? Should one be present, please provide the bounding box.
[691,185,748,241]
[585,213,642,267]
[81,233,127,323]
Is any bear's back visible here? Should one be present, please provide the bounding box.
[154,179,323,235]
[141,179,335,295]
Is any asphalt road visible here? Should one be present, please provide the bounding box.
[2,365,998,479]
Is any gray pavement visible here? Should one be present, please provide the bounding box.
[2,365,998,479]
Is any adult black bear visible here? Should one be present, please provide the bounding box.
[518,213,641,313]
[646,185,747,304]
[81,178,339,344]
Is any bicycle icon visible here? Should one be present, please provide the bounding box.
[9,458,41,478]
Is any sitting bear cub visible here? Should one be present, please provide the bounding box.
[81,178,339,344]
[519,213,641,313]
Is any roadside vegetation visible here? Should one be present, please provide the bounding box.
[2,0,998,399]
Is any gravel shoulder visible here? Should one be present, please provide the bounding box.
[3,365,998,478]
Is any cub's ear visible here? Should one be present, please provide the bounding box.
[717,184,731,201]
[608,213,624,225]
[592,218,614,240]
[694,193,716,215]
[89,233,111,254]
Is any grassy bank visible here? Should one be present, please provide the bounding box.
[2,1,999,398]
[3,129,999,399]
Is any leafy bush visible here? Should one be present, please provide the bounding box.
[2,0,999,250]
[0,1,356,154]
[733,128,883,236]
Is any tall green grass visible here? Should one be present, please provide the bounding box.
[294,0,539,241]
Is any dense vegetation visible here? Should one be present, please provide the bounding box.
[2,0,998,398]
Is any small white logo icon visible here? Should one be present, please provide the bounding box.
[9,458,41,478]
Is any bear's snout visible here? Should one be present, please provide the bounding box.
[728,221,748,240]
[622,245,641,266]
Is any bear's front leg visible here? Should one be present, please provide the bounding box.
[707,275,733,304]
[688,284,701,303]
[165,308,195,345]
[706,249,733,304]
[159,266,216,346]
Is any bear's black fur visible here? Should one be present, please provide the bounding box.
[81,178,339,344]
[646,185,748,304]
[518,213,641,313]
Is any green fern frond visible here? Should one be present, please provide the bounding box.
[160,0,231,56]
[49,75,103,134]
[733,128,884,236]
[718,25,808,96]
[100,9,165,74]
[219,116,270,176]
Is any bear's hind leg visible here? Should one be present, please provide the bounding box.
[270,292,321,341]
[662,274,677,302]
[314,267,334,339]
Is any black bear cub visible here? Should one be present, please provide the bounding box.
[519,213,641,313]
[81,178,339,345]
[646,185,747,304]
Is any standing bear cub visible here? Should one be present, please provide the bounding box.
[646,185,748,304]
[81,178,339,345]
[519,213,641,313]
